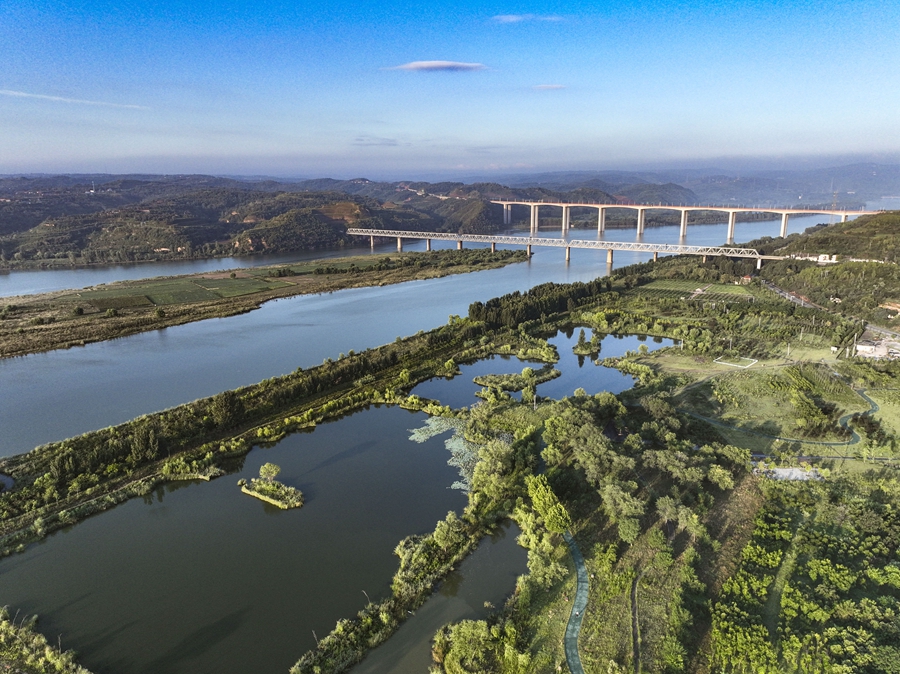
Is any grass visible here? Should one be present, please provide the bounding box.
[638,280,756,301]
[671,360,872,452]
[80,276,291,306]
[866,388,900,437]
[241,478,304,509]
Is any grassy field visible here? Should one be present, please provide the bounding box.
[639,279,757,302]
[80,276,295,307]
[675,365,867,444]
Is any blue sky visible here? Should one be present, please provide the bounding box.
[1,0,898,178]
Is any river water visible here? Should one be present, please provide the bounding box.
[0,217,824,458]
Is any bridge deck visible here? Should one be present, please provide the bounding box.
[346,229,766,258]
[489,201,873,216]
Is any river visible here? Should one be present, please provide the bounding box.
[0,216,825,458]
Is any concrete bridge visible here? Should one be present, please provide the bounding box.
[490,200,875,244]
[345,228,781,268]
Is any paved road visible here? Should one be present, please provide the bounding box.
[563,532,589,674]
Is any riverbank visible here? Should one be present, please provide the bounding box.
[0,248,527,359]
[0,606,93,674]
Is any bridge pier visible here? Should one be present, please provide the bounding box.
[780,213,789,238]
[490,242,496,252]
[637,208,646,235]
[457,240,463,250]
[426,239,431,251]
[370,235,375,249]
[566,246,570,262]
[562,206,570,234]
[397,237,403,252]
[503,204,511,225]
[680,210,688,237]
[597,207,606,233]
[757,258,762,270]
[526,244,532,256]
[653,251,658,262]
[841,213,848,223]
[530,204,539,234]
[607,249,614,264]
[727,211,737,244]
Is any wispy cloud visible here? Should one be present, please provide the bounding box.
[492,14,563,23]
[389,61,487,72]
[533,84,566,90]
[0,89,148,109]
[354,136,405,147]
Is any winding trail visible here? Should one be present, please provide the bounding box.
[563,532,589,674]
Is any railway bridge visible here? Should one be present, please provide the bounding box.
[345,228,783,268]
[489,200,875,244]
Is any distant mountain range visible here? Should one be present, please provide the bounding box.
[459,163,900,207]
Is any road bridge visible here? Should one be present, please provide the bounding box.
[489,200,876,244]
[346,228,780,268]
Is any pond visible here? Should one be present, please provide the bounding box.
[412,330,674,409]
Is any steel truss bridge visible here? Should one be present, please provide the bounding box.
[346,228,780,266]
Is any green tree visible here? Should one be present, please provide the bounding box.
[526,474,572,533]
[259,462,280,482]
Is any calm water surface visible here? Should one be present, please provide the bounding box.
[353,520,527,674]
[413,331,673,408]
[1,406,467,674]
[0,218,822,457]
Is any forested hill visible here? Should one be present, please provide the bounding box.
[769,211,900,262]
[0,188,444,266]
[0,174,624,267]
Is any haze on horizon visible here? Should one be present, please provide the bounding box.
[1,0,898,180]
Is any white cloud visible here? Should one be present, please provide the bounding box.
[492,14,563,23]
[533,84,566,90]
[390,61,487,72]
[0,89,148,110]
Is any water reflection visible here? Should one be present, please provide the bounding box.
[412,330,674,408]
[353,521,527,674]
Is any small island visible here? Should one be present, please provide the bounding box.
[239,463,304,510]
